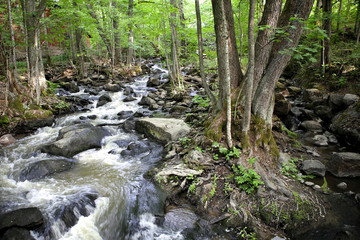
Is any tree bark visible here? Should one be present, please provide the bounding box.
[127,0,134,65]
[242,0,256,146]
[211,0,243,111]
[322,0,332,65]
[7,0,18,93]
[252,0,315,124]
[112,1,122,65]
[195,0,216,106]
[20,0,48,105]
[337,0,343,32]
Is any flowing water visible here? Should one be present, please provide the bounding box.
[0,67,192,240]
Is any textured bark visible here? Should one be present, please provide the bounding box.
[7,0,18,93]
[127,0,134,65]
[195,0,216,106]
[112,1,122,65]
[322,0,332,65]
[20,0,48,104]
[211,0,243,110]
[253,0,282,95]
[242,0,256,140]
[252,0,315,123]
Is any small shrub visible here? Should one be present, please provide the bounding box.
[232,164,264,194]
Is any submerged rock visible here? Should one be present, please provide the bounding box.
[41,124,110,157]
[0,207,44,231]
[135,117,190,143]
[327,152,360,177]
[2,227,35,240]
[17,158,77,181]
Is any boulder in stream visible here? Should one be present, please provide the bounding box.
[330,102,360,149]
[135,117,190,143]
[96,94,112,107]
[301,160,326,177]
[41,124,111,157]
[0,207,44,232]
[0,134,16,146]
[2,227,35,240]
[300,120,323,132]
[327,152,360,177]
[17,158,77,181]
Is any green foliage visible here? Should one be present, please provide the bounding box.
[239,227,257,240]
[187,174,199,194]
[281,158,314,181]
[211,142,241,161]
[209,174,218,198]
[192,95,210,108]
[280,125,298,139]
[179,137,192,148]
[47,81,60,94]
[232,164,264,194]
[0,116,10,126]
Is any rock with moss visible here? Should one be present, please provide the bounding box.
[135,118,190,144]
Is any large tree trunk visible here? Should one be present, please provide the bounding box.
[195,0,216,106]
[7,0,19,93]
[321,0,332,66]
[211,0,243,110]
[252,0,315,124]
[112,1,122,65]
[21,0,48,105]
[126,0,134,65]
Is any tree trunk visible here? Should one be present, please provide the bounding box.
[337,0,343,32]
[195,0,216,106]
[7,0,19,93]
[211,0,243,111]
[21,0,48,105]
[127,0,134,65]
[112,1,122,65]
[252,0,315,124]
[242,0,256,148]
[355,0,360,43]
[322,0,332,65]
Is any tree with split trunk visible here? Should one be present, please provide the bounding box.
[20,0,48,105]
[208,0,315,162]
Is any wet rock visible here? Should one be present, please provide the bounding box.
[52,191,98,229]
[135,118,191,144]
[301,160,326,177]
[96,94,112,107]
[288,86,302,95]
[163,208,198,232]
[300,120,323,132]
[103,83,122,92]
[313,135,328,146]
[122,119,136,133]
[2,227,35,240]
[138,96,156,106]
[15,116,54,134]
[299,109,317,121]
[329,93,345,112]
[327,152,360,177]
[304,181,315,187]
[124,86,134,96]
[170,106,190,115]
[314,105,333,122]
[0,207,44,231]
[123,95,137,102]
[303,88,323,102]
[117,111,134,119]
[0,134,16,146]
[88,115,97,120]
[275,95,291,117]
[121,141,150,156]
[343,94,359,106]
[149,103,160,110]
[330,103,360,149]
[324,131,338,144]
[336,182,347,190]
[147,76,161,87]
[41,124,110,157]
[17,158,77,181]
[60,81,79,93]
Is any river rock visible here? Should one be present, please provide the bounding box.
[117,111,134,119]
[329,93,346,112]
[327,152,360,177]
[103,83,122,92]
[343,93,359,106]
[135,118,191,143]
[138,96,156,106]
[330,103,360,149]
[124,86,134,96]
[0,134,16,146]
[300,120,323,132]
[183,150,213,170]
[18,158,77,181]
[163,208,198,232]
[336,182,347,190]
[301,160,326,177]
[313,135,328,146]
[96,94,112,107]
[123,95,137,102]
[170,105,190,115]
[274,96,291,117]
[147,76,161,87]
[60,81,79,93]
[0,207,44,231]
[303,88,323,102]
[121,141,150,156]
[41,124,110,157]
[2,227,35,240]
[53,191,98,229]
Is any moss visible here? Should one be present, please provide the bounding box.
[253,116,279,157]
[24,110,53,120]
[9,97,25,113]
[204,113,225,142]
[0,116,10,125]
[240,132,250,150]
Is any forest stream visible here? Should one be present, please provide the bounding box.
[0,65,200,240]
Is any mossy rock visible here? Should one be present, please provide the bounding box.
[24,109,53,120]
[0,116,10,125]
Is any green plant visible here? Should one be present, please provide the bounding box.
[209,174,218,198]
[179,137,191,148]
[239,226,257,240]
[0,116,10,125]
[281,158,314,181]
[211,142,241,160]
[280,125,298,139]
[224,182,234,195]
[187,175,199,194]
[232,164,264,194]
[192,95,210,108]
[47,81,60,94]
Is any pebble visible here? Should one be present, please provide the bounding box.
[305,181,315,187]
[336,182,347,190]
